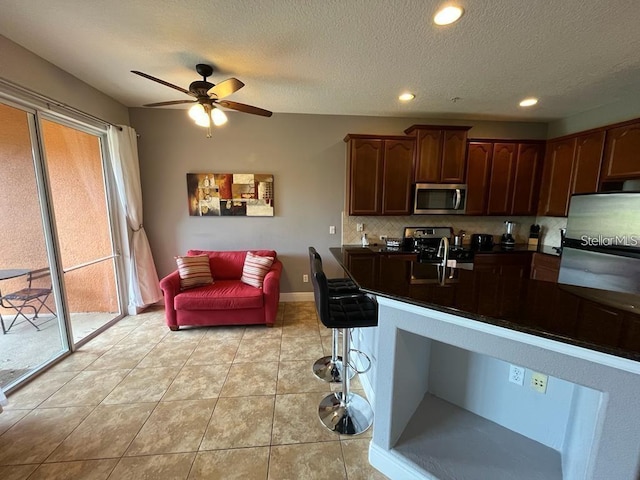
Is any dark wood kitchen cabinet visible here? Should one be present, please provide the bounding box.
[511,143,545,215]
[601,121,640,180]
[344,249,378,278]
[537,137,577,217]
[345,134,415,216]
[404,125,471,183]
[486,143,517,215]
[572,130,605,194]
[473,252,533,278]
[538,130,605,217]
[465,142,493,215]
[382,139,415,214]
[465,140,543,216]
[530,252,561,283]
[473,252,532,317]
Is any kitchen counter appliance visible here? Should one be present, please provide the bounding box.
[413,183,467,215]
[471,233,494,251]
[558,192,640,308]
[500,220,516,248]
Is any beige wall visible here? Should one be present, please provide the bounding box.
[547,93,640,138]
[130,108,548,293]
[0,35,129,126]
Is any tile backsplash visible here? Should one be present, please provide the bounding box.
[536,216,568,248]
[342,213,567,248]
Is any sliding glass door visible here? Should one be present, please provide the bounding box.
[0,102,67,388]
[0,100,125,391]
[40,119,122,343]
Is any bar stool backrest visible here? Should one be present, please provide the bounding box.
[310,257,332,328]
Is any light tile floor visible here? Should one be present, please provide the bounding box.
[0,302,388,480]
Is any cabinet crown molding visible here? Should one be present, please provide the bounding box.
[404,124,472,135]
[343,133,415,142]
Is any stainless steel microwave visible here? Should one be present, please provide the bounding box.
[413,183,467,214]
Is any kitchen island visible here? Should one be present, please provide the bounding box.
[330,246,640,480]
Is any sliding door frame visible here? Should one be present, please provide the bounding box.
[35,110,128,348]
[0,86,128,392]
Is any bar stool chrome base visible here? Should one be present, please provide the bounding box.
[318,391,374,435]
[312,356,356,383]
[312,356,343,382]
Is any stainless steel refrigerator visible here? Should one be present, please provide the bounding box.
[558,192,640,310]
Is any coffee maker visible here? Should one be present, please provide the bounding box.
[501,220,516,248]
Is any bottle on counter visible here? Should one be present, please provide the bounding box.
[361,232,369,247]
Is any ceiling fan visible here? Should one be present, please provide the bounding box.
[131,64,272,137]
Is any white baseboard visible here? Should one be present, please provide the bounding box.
[369,442,432,480]
[280,292,314,302]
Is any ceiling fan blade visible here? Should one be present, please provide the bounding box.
[143,100,196,107]
[217,100,273,117]
[131,70,194,96]
[208,78,245,99]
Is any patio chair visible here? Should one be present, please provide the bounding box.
[0,267,57,334]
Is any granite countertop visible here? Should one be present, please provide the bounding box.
[346,243,561,257]
[330,246,639,362]
[472,243,561,257]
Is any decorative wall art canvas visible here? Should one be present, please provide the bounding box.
[187,173,274,217]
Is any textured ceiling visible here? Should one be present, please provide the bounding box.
[1,0,640,122]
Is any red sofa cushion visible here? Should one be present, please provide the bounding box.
[174,280,264,311]
[187,250,277,280]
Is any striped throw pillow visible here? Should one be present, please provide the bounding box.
[241,252,275,288]
[175,254,213,290]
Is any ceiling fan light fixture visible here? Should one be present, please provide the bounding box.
[434,5,464,26]
[212,107,228,126]
[188,103,209,126]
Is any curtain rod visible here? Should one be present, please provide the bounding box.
[0,76,122,131]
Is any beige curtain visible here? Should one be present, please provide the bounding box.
[107,126,162,308]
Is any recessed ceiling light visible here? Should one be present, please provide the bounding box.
[434,6,464,25]
[519,97,539,107]
[399,93,415,102]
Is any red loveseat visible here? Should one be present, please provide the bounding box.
[160,250,282,330]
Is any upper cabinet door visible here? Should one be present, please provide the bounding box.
[414,129,443,182]
[572,130,605,194]
[348,138,384,215]
[382,139,415,215]
[486,143,517,215]
[537,138,577,217]
[511,143,544,215]
[465,142,493,215]
[601,122,640,180]
[441,129,469,183]
[407,125,471,183]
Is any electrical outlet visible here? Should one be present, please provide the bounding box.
[356,223,364,232]
[508,364,525,386]
[302,274,309,283]
[531,372,548,393]
[380,235,387,241]
[329,225,336,235]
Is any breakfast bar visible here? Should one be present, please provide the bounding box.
[330,247,640,480]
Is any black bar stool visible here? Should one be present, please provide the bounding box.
[311,256,378,435]
[308,247,359,383]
